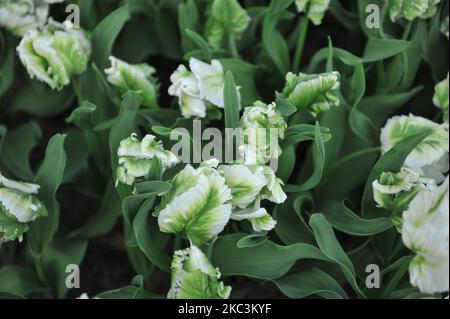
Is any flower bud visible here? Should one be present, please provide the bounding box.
[168,245,231,299]
[116,133,179,186]
[240,101,287,164]
[389,0,441,22]
[169,58,228,119]
[105,56,159,109]
[0,0,48,36]
[295,0,331,25]
[373,167,435,216]
[204,0,251,49]
[279,71,340,116]
[17,19,91,90]
[0,171,47,242]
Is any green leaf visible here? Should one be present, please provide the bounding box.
[221,59,260,105]
[63,128,90,183]
[0,121,42,180]
[178,1,200,53]
[236,232,268,248]
[359,87,422,127]
[185,29,212,62]
[274,193,315,245]
[285,122,326,192]
[91,5,131,70]
[42,239,88,298]
[262,5,291,75]
[276,98,297,117]
[212,233,329,279]
[309,214,366,298]
[274,268,348,299]
[28,134,67,255]
[0,266,46,297]
[96,275,158,299]
[276,145,296,182]
[363,37,411,62]
[68,179,121,239]
[321,201,393,236]
[132,181,172,272]
[223,71,241,129]
[11,83,74,118]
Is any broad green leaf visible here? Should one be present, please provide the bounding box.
[263,11,290,76]
[28,134,67,255]
[11,83,74,118]
[68,179,121,239]
[363,37,410,62]
[212,233,329,279]
[285,122,326,192]
[0,121,42,180]
[91,5,131,70]
[223,71,241,129]
[276,145,296,182]
[132,181,172,272]
[309,214,366,298]
[221,59,260,105]
[185,29,211,62]
[274,193,315,245]
[0,266,46,297]
[236,232,268,248]
[320,201,393,236]
[274,268,348,299]
[178,0,200,53]
[96,276,158,299]
[359,87,422,127]
[42,239,88,298]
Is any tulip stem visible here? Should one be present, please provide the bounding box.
[325,146,381,179]
[293,17,309,73]
[228,34,240,59]
[402,20,413,40]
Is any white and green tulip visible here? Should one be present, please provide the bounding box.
[373,167,435,223]
[105,56,159,108]
[204,0,251,49]
[169,58,227,119]
[17,19,91,90]
[0,0,48,37]
[401,177,449,294]
[295,0,331,25]
[157,159,232,245]
[279,71,340,116]
[168,245,231,299]
[0,171,47,242]
[218,164,286,232]
[240,101,287,164]
[389,0,441,22]
[433,74,449,123]
[380,115,449,170]
[116,133,179,186]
